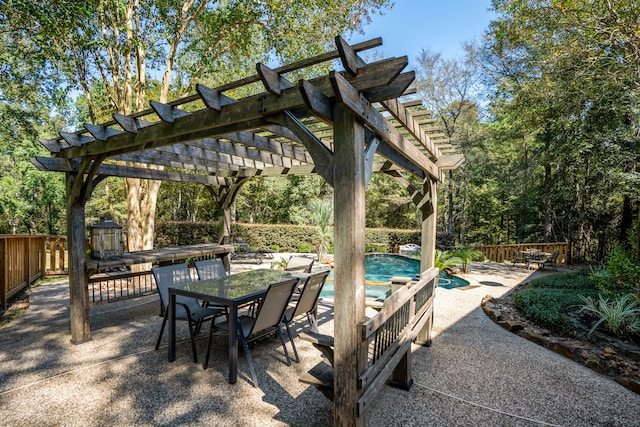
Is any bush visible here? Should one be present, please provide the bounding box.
[597,245,640,298]
[297,243,312,253]
[154,222,423,253]
[513,272,600,334]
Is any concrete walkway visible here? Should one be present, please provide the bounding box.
[0,262,638,426]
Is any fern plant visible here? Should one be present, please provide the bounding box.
[579,294,640,338]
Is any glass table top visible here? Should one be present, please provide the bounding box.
[170,269,299,302]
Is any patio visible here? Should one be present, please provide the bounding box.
[1,262,638,426]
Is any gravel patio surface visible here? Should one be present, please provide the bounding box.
[0,261,638,426]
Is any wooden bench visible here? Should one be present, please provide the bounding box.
[299,331,335,400]
[298,267,438,416]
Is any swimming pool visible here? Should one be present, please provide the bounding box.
[319,254,469,300]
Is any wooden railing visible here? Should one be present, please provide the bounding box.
[357,267,437,416]
[46,235,69,276]
[474,242,571,265]
[0,235,46,308]
[88,270,157,305]
[301,267,438,421]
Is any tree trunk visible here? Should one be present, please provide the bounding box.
[543,162,552,242]
[620,195,633,246]
[459,168,468,246]
[447,170,454,237]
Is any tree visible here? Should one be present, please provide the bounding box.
[414,48,481,245]
[480,0,640,260]
[1,0,391,249]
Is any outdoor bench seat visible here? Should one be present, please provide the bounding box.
[299,331,335,400]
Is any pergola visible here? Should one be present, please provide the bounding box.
[33,36,463,425]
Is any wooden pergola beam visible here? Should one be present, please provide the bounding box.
[32,157,228,185]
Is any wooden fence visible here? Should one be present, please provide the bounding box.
[0,235,47,308]
[46,235,68,276]
[474,242,571,265]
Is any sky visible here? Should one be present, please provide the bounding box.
[349,0,496,65]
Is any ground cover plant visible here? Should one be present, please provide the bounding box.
[513,272,601,336]
[514,269,640,345]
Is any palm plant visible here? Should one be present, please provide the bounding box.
[309,199,333,261]
[452,246,484,273]
[434,249,463,273]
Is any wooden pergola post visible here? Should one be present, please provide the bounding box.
[66,172,92,344]
[332,104,367,425]
[417,178,438,346]
[421,179,437,272]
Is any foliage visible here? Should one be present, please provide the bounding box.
[452,247,483,273]
[0,0,391,239]
[309,199,333,261]
[434,250,463,271]
[296,243,313,253]
[365,173,420,229]
[601,245,640,298]
[579,294,640,339]
[513,272,600,333]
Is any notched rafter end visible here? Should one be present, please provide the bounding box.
[59,131,94,147]
[40,138,60,153]
[365,71,415,103]
[335,35,364,76]
[256,63,294,96]
[150,100,190,123]
[113,113,151,133]
[299,80,332,123]
[84,123,123,141]
[196,84,223,111]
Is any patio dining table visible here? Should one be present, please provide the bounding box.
[519,249,552,268]
[167,268,304,383]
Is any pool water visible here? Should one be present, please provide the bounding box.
[319,254,470,300]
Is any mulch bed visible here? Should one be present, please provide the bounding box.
[482,284,640,395]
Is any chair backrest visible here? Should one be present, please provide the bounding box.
[250,278,299,337]
[288,271,330,321]
[285,256,315,273]
[152,263,193,308]
[195,258,226,280]
[236,237,252,252]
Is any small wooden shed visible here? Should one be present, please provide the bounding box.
[33,36,463,425]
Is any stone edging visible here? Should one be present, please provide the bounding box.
[481,295,640,395]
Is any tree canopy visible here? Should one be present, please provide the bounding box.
[2,0,640,264]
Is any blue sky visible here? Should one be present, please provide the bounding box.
[349,0,496,65]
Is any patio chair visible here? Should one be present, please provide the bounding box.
[285,255,315,273]
[152,264,224,363]
[542,251,559,271]
[230,237,275,264]
[512,248,530,269]
[194,258,230,313]
[205,277,300,387]
[282,270,330,362]
[194,258,226,280]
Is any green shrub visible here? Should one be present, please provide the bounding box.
[434,249,463,271]
[513,272,600,334]
[599,245,640,298]
[297,243,312,253]
[269,244,280,252]
[154,222,422,254]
